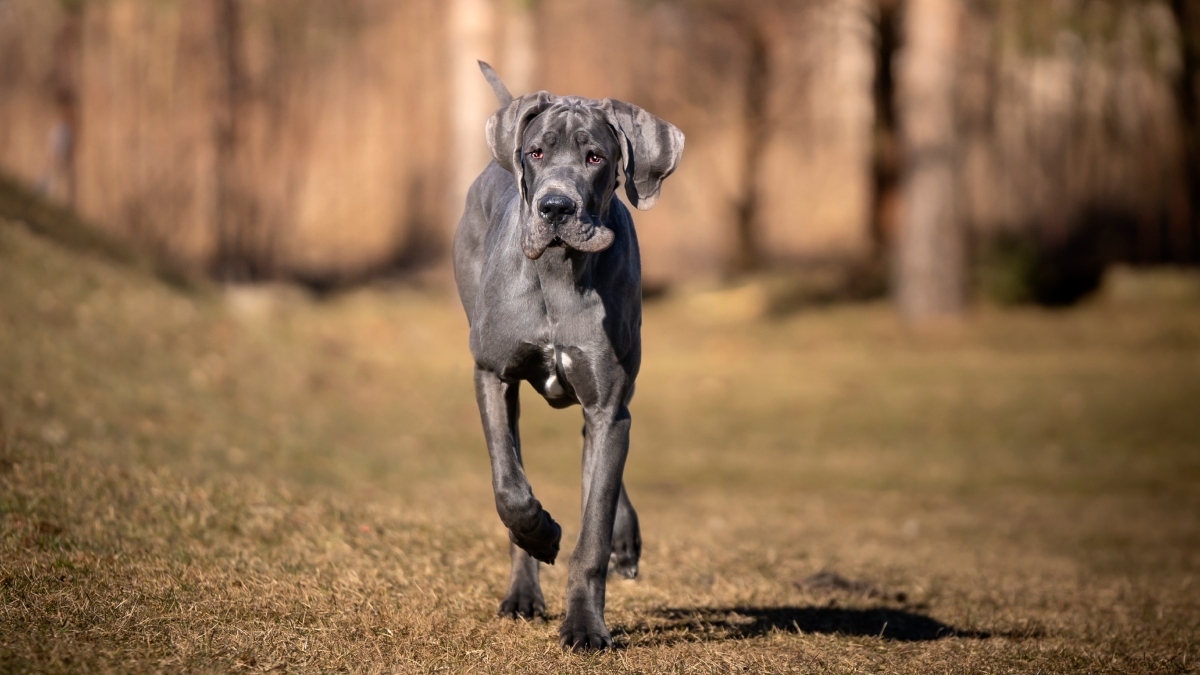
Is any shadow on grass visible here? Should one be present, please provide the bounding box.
[616,606,992,646]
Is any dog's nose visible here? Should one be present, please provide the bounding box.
[537,195,576,225]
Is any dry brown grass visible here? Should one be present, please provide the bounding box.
[1,218,1198,673]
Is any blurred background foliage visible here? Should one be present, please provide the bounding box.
[2,5,1199,669]
[0,0,1197,314]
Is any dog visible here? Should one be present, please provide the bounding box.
[452,62,684,651]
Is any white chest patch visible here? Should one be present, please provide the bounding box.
[544,345,565,398]
[544,373,565,398]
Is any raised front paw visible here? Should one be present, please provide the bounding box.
[558,606,612,652]
[509,510,562,565]
[498,584,545,620]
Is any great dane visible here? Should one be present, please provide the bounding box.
[452,62,684,651]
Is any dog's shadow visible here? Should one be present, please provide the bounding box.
[615,605,992,646]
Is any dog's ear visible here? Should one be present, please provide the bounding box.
[486,91,554,201]
[600,100,685,211]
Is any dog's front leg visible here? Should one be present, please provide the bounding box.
[474,367,562,566]
[559,403,631,651]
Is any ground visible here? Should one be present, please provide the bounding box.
[1,218,1198,673]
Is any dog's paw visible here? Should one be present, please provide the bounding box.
[498,585,545,620]
[509,510,561,565]
[558,607,612,652]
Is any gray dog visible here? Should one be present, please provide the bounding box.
[452,62,684,651]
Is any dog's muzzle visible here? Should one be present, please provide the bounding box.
[521,193,615,260]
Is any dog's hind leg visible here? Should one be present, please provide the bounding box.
[583,404,641,582]
[583,425,641,579]
[499,543,545,619]
[474,368,562,566]
[609,484,641,579]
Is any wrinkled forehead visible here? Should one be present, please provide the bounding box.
[522,99,620,152]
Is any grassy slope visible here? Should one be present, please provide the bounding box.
[1,218,1198,673]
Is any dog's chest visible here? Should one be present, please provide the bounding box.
[470,277,607,403]
[476,272,592,333]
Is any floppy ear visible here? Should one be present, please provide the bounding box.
[485,91,554,202]
[600,99,685,210]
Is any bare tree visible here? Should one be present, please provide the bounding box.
[448,0,496,242]
[670,1,791,274]
[1172,0,1200,262]
[893,0,966,320]
[869,0,901,259]
[211,0,255,279]
[730,15,771,274]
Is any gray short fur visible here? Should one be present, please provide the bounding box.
[453,62,684,651]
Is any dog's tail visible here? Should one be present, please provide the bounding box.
[478,61,514,107]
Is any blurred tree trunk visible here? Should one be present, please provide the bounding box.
[671,1,791,275]
[893,0,966,320]
[43,1,83,206]
[870,0,901,259]
[731,22,769,274]
[448,0,495,247]
[501,0,536,97]
[212,0,254,280]
[1172,0,1200,263]
[700,3,776,275]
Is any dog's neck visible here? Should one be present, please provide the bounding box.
[531,245,595,290]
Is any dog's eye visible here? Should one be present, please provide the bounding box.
[587,152,604,165]
[528,150,543,159]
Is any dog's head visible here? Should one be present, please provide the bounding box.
[486,93,684,260]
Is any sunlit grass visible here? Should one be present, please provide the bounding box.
[1,219,1198,673]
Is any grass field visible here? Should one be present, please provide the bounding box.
[2,218,1199,673]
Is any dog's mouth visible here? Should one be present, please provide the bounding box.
[521,214,615,260]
